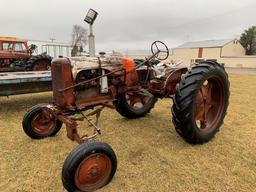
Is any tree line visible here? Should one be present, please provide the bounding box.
[240,26,256,55]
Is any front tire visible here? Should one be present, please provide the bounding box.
[62,141,117,192]
[22,104,62,139]
[172,61,230,144]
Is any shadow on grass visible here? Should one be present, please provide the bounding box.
[112,112,191,144]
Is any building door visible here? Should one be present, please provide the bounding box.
[198,48,203,58]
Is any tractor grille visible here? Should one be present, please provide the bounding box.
[51,58,75,109]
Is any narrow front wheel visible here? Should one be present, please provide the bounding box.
[22,104,62,139]
[62,141,117,192]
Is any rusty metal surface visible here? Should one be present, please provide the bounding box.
[74,153,112,191]
[51,58,75,110]
[0,38,30,60]
[31,109,56,135]
[163,67,187,95]
[43,104,107,144]
[0,51,31,59]
[75,96,115,110]
[46,51,189,145]
[149,67,187,97]
[0,37,51,72]
[125,90,153,109]
[0,71,52,96]
[195,77,225,132]
[32,60,51,71]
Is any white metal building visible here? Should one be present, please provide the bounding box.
[169,39,256,68]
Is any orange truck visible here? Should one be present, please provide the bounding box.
[0,37,51,72]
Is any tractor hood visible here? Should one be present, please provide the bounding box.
[70,56,125,79]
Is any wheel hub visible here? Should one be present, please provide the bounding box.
[88,165,100,178]
[126,92,152,109]
[75,153,112,191]
[31,113,55,134]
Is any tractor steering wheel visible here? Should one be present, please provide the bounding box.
[151,41,169,60]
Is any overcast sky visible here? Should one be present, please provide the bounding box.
[1,0,256,51]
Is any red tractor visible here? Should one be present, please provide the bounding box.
[0,37,52,72]
[22,41,230,192]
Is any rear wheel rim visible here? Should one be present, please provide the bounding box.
[75,153,112,191]
[194,76,225,133]
[33,60,50,71]
[126,92,152,110]
[31,113,56,135]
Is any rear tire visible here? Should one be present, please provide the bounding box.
[62,141,117,192]
[114,92,157,119]
[172,61,230,144]
[26,54,52,71]
[22,104,62,139]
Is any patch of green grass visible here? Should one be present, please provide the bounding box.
[0,74,256,192]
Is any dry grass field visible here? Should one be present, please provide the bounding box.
[0,74,256,192]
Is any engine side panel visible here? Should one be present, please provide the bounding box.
[70,56,123,80]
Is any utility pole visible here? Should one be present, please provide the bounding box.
[50,38,56,43]
[88,25,95,57]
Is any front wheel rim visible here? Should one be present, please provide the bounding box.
[31,113,56,135]
[75,153,112,191]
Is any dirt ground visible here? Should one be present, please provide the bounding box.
[0,74,256,192]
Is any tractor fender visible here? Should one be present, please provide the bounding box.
[121,58,138,86]
[163,67,188,95]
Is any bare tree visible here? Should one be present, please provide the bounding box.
[71,25,87,56]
